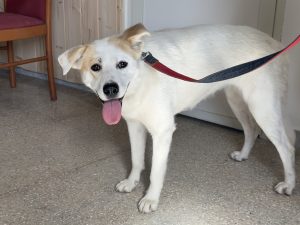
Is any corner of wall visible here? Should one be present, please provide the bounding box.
[122,0,144,29]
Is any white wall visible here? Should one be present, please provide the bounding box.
[143,0,276,34]
[281,0,300,131]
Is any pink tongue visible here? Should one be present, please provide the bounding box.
[102,100,122,125]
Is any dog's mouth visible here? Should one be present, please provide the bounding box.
[97,82,130,126]
[101,98,123,125]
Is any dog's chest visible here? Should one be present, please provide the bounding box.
[121,95,164,127]
[121,98,144,121]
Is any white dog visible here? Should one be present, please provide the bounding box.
[58,24,296,213]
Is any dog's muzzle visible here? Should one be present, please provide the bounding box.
[97,81,131,126]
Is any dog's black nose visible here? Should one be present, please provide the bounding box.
[103,82,119,97]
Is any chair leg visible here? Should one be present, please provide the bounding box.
[45,34,57,101]
[7,41,16,88]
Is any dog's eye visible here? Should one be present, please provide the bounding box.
[116,61,128,69]
[91,64,102,72]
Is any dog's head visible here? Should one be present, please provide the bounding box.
[58,23,150,125]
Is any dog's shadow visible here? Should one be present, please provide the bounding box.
[250,137,300,194]
[223,127,300,195]
[115,117,300,195]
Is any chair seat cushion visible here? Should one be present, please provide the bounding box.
[0,12,44,30]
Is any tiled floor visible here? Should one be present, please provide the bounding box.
[0,73,299,225]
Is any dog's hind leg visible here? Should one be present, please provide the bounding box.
[116,120,147,193]
[225,87,260,161]
[247,91,296,195]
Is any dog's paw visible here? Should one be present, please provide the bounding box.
[115,179,138,193]
[138,197,158,213]
[274,182,294,196]
[230,151,248,162]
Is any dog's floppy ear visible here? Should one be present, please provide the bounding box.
[58,45,88,75]
[120,23,150,51]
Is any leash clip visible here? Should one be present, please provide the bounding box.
[141,51,158,65]
[141,51,150,60]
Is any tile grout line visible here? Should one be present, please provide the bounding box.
[286,211,300,224]
[0,152,124,199]
[73,151,124,171]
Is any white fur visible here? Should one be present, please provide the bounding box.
[58,24,296,213]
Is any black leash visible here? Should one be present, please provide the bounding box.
[141,35,300,83]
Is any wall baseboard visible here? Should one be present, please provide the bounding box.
[0,67,91,93]
[1,67,300,149]
[296,131,300,149]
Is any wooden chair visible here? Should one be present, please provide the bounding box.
[0,0,57,100]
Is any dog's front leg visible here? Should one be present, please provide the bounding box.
[138,124,175,213]
[116,119,147,193]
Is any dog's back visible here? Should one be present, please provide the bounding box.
[141,25,288,114]
[144,25,284,78]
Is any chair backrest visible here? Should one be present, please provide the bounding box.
[5,0,47,21]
